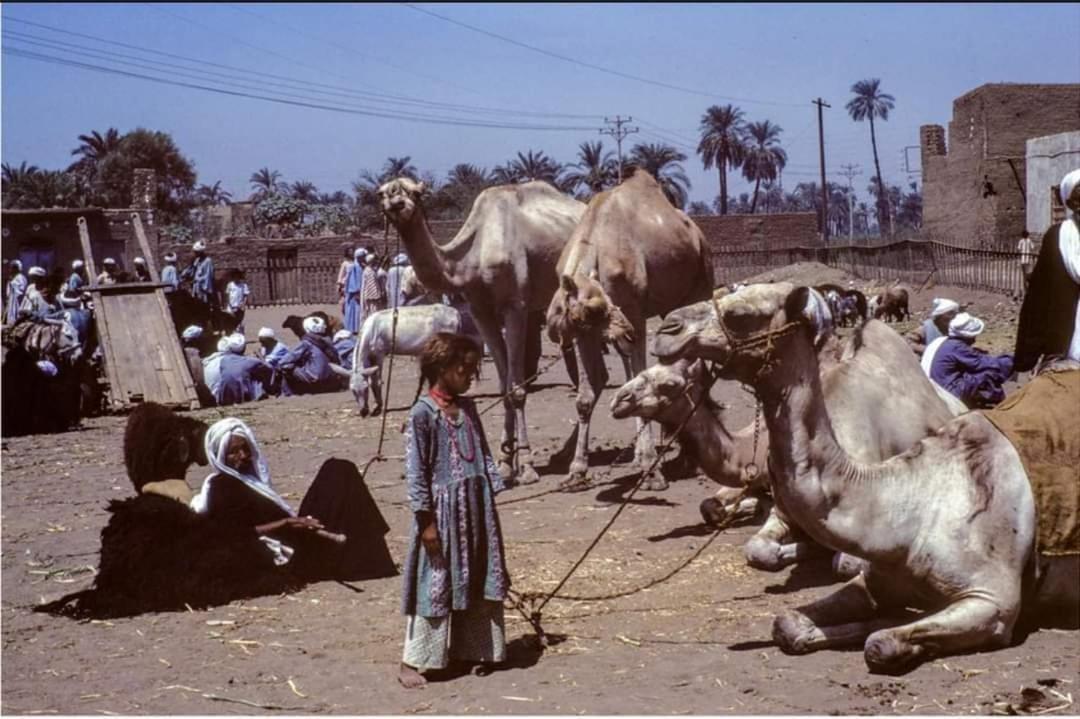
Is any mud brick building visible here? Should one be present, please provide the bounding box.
[920,83,1080,249]
[1025,130,1080,238]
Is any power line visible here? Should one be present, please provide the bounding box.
[1,47,598,131]
[2,15,600,122]
[403,3,805,108]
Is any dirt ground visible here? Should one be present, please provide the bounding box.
[2,267,1077,715]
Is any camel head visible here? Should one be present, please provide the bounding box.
[653,283,833,382]
[610,358,703,420]
[546,272,635,353]
[377,177,428,224]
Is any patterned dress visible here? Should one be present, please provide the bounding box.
[401,395,510,670]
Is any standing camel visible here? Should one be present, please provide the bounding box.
[546,169,714,491]
[377,177,585,484]
[654,283,1078,674]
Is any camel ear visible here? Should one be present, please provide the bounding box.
[361,366,380,376]
[785,286,832,348]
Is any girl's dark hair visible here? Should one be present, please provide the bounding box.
[413,333,481,402]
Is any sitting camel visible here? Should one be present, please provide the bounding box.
[653,282,1079,674]
[378,177,585,485]
[546,169,714,491]
[349,303,484,416]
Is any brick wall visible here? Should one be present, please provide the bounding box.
[693,212,820,251]
[921,83,1080,249]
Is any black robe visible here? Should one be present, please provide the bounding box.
[1014,222,1080,373]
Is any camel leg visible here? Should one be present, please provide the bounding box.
[502,303,540,485]
[700,487,764,525]
[628,325,663,491]
[861,593,1017,675]
[469,303,515,483]
[370,359,384,416]
[562,341,580,390]
[744,507,831,571]
[773,574,901,655]
[559,333,607,492]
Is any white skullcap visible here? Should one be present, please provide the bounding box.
[226,333,246,353]
[948,312,985,339]
[1061,168,1080,214]
[216,336,231,353]
[353,247,365,259]
[103,257,117,266]
[257,326,276,339]
[333,329,352,343]
[193,241,207,252]
[10,260,22,271]
[72,259,85,270]
[134,257,146,265]
[164,251,177,262]
[28,266,47,278]
[302,316,326,335]
[182,325,204,341]
[394,253,409,266]
[930,298,960,318]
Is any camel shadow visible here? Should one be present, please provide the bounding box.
[762,558,836,595]
[537,428,630,476]
[594,473,679,508]
[646,522,717,542]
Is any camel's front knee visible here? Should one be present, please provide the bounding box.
[508,384,527,407]
[745,535,786,572]
[575,390,596,418]
[773,610,822,655]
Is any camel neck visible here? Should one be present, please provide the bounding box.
[393,210,455,294]
[757,338,895,558]
[676,399,747,487]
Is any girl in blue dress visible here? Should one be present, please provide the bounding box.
[399,333,509,688]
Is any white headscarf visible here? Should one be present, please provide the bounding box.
[333,329,352,343]
[257,326,276,339]
[393,253,409,266]
[10,260,22,272]
[193,241,207,252]
[1057,169,1080,360]
[72,260,84,270]
[181,325,203,342]
[1060,168,1080,221]
[134,257,146,265]
[302,315,326,335]
[930,298,959,318]
[28,266,47,278]
[353,248,365,261]
[164,251,178,263]
[226,333,246,354]
[103,257,116,267]
[948,312,985,339]
[216,336,231,353]
[190,418,295,517]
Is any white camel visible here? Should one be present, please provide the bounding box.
[653,282,1079,674]
[349,304,482,416]
[378,177,584,484]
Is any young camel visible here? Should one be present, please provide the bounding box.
[546,169,714,491]
[377,177,585,484]
[653,282,1079,674]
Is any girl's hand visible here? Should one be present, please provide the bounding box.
[286,515,324,531]
[420,520,441,557]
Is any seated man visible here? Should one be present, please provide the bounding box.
[922,312,1014,409]
[216,333,274,407]
[333,329,357,371]
[905,297,960,356]
[257,327,290,369]
[278,316,341,396]
[181,325,214,408]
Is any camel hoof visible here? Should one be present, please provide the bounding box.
[558,474,592,493]
[864,630,925,675]
[832,553,868,580]
[640,473,668,491]
[516,465,540,486]
[772,611,819,655]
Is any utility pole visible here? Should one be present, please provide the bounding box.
[600,115,639,184]
[838,163,862,241]
[813,98,831,242]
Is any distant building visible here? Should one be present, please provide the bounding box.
[1025,131,1080,238]
[920,83,1080,249]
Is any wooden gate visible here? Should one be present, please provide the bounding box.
[267,249,299,303]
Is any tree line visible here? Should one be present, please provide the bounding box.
[1,78,919,238]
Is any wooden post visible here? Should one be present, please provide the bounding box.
[131,212,160,283]
[77,216,98,286]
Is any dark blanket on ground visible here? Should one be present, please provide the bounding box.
[983,369,1080,556]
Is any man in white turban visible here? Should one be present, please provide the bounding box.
[161,251,180,293]
[385,253,410,310]
[332,329,356,371]
[257,326,290,370]
[181,241,215,307]
[96,258,119,286]
[133,256,153,282]
[214,334,274,406]
[906,297,961,356]
[5,260,27,326]
[18,267,55,321]
[279,316,341,396]
[67,260,86,295]
[922,311,1013,408]
[1014,168,1080,372]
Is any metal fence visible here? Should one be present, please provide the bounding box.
[712,239,1025,297]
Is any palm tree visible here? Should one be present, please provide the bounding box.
[290,180,319,203]
[741,120,787,213]
[697,104,747,215]
[627,142,692,209]
[499,150,563,186]
[195,180,233,206]
[436,163,493,215]
[686,200,711,216]
[70,128,122,164]
[2,161,41,208]
[250,167,282,200]
[846,78,895,235]
[560,141,617,199]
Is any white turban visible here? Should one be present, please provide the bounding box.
[134,257,146,265]
[226,333,246,353]
[164,251,177,262]
[353,248,365,260]
[333,329,352,343]
[103,257,116,266]
[193,241,207,252]
[36,360,58,377]
[394,253,409,266]
[10,260,22,271]
[72,260,84,270]
[257,326,275,339]
[1060,168,1080,216]
[28,266,47,278]
[216,336,231,353]
[948,312,985,339]
[302,316,326,335]
[181,325,204,341]
[190,418,295,519]
[930,298,960,318]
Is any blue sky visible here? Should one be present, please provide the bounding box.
[2,3,1078,206]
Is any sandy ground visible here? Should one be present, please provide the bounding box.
[2,268,1077,715]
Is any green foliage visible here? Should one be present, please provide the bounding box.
[92,128,197,218]
[253,193,308,228]
[698,104,748,215]
[308,203,352,234]
[162,223,193,244]
[627,142,691,209]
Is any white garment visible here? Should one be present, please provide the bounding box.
[1059,217,1080,361]
[226,281,250,312]
[921,336,948,377]
[1017,237,1036,264]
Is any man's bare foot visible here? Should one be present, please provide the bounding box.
[398,662,427,689]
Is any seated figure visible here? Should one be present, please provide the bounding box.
[922,312,1014,408]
